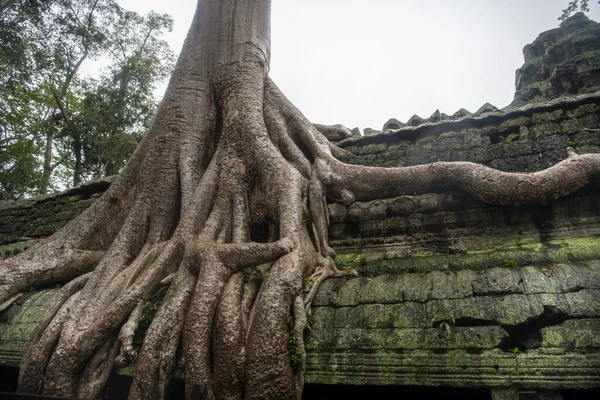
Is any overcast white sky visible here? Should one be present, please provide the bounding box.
[113,0,600,132]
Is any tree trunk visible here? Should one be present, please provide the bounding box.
[2,1,600,399]
[41,130,53,193]
[73,133,82,187]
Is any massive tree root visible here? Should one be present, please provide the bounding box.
[1,1,600,399]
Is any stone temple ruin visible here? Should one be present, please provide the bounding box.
[1,12,600,400]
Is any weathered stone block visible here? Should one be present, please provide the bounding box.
[332,278,363,306]
[427,294,544,326]
[560,114,600,134]
[498,116,532,133]
[531,110,565,124]
[430,270,474,300]
[580,262,600,288]
[390,303,428,328]
[309,306,335,331]
[355,143,388,155]
[491,388,519,400]
[555,290,600,317]
[400,273,432,303]
[359,275,402,304]
[541,318,600,348]
[520,266,554,294]
[471,268,524,296]
[312,278,344,306]
[527,122,561,140]
[548,264,586,293]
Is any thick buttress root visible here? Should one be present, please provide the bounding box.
[2,57,600,400]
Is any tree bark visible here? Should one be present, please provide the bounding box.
[41,130,54,193]
[2,1,600,400]
[73,133,82,187]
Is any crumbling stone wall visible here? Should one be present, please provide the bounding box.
[513,13,600,105]
[307,263,600,389]
[0,177,113,259]
[337,94,600,173]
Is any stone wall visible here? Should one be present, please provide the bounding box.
[338,93,600,173]
[513,13,600,105]
[328,94,600,273]
[0,177,112,258]
[307,263,600,389]
[303,95,600,395]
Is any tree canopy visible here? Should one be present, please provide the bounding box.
[0,0,174,199]
[559,0,600,20]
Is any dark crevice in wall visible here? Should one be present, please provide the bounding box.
[499,306,568,352]
[453,317,499,328]
[489,126,521,145]
[303,384,492,399]
[562,388,600,400]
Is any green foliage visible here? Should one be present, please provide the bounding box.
[357,234,364,249]
[141,286,168,325]
[302,276,312,289]
[301,207,313,227]
[358,255,368,266]
[109,193,119,203]
[578,86,588,94]
[407,265,417,273]
[498,133,519,145]
[504,259,517,268]
[431,314,455,335]
[0,0,175,198]
[249,267,264,280]
[306,313,314,332]
[510,346,522,354]
[559,1,599,20]
[0,134,46,199]
[333,254,356,269]
[567,140,577,147]
[68,7,175,182]
[287,316,302,373]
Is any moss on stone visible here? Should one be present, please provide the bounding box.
[338,237,600,275]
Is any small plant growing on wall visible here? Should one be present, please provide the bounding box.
[141,286,168,325]
[431,314,455,335]
[358,255,368,266]
[510,346,522,354]
[301,208,312,227]
[287,316,302,372]
[498,133,519,145]
[249,267,265,280]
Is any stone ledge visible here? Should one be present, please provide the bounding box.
[305,351,600,389]
[313,263,600,307]
[336,92,600,147]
